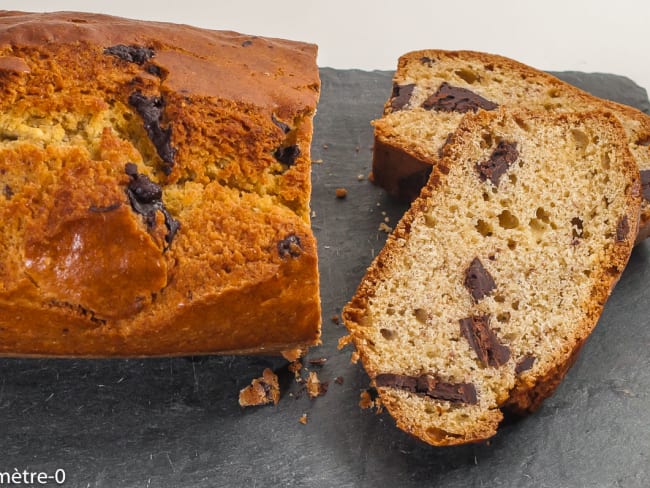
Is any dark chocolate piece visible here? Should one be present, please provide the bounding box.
[459,315,511,368]
[390,83,415,111]
[641,170,650,201]
[464,257,496,302]
[375,373,478,405]
[278,234,302,258]
[422,82,498,113]
[274,145,300,167]
[334,376,344,385]
[145,64,163,77]
[88,202,121,213]
[420,56,435,67]
[241,40,253,47]
[398,165,433,201]
[515,355,536,374]
[476,141,519,186]
[128,91,176,174]
[616,215,629,242]
[271,113,291,134]
[637,136,650,146]
[124,164,180,248]
[571,217,584,239]
[104,45,154,65]
[3,184,13,199]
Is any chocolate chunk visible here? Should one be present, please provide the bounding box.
[420,56,435,67]
[3,184,13,200]
[278,234,302,258]
[124,164,180,248]
[515,355,536,374]
[571,217,584,239]
[89,202,121,213]
[398,165,433,201]
[274,145,300,167]
[271,113,291,134]
[128,91,176,174]
[375,373,478,404]
[459,315,511,368]
[476,141,519,186]
[334,376,344,385]
[104,45,155,65]
[422,82,498,113]
[145,64,163,77]
[464,257,496,302]
[641,170,650,201]
[437,133,454,159]
[637,136,650,147]
[616,215,629,242]
[241,40,253,47]
[390,83,415,111]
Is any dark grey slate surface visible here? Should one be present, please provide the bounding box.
[1,68,649,487]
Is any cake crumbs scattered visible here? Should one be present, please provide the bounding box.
[308,357,327,366]
[337,334,353,350]
[355,145,360,153]
[322,143,329,150]
[378,222,393,233]
[299,413,308,425]
[288,360,303,380]
[381,211,386,216]
[334,376,344,385]
[281,347,303,362]
[331,314,340,325]
[306,371,328,399]
[357,174,365,181]
[335,188,348,199]
[368,171,375,183]
[384,217,390,223]
[359,389,383,412]
[312,159,323,164]
[311,210,316,218]
[350,351,360,364]
[238,368,280,407]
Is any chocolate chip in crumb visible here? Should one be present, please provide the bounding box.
[274,145,301,167]
[616,215,629,242]
[145,64,163,77]
[278,234,302,258]
[464,258,496,302]
[104,45,155,65]
[128,91,176,174]
[637,136,650,147]
[476,140,519,186]
[571,217,584,239]
[271,113,291,134]
[375,373,477,404]
[422,82,498,113]
[390,83,415,111]
[3,184,13,200]
[515,355,536,374]
[640,170,650,201]
[128,173,162,203]
[459,315,511,368]
[420,56,435,67]
[241,40,253,47]
[438,133,454,159]
[88,202,121,213]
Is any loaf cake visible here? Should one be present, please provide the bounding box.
[344,109,640,446]
[372,50,650,242]
[0,11,321,356]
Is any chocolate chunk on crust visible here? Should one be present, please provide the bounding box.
[616,215,630,242]
[277,234,302,258]
[274,144,300,167]
[464,257,496,302]
[375,373,477,404]
[390,83,416,111]
[515,355,536,374]
[128,91,176,174]
[104,44,155,65]
[271,113,291,134]
[422,82,498,113]
[476,140,519,186]
[459,315,511,367]
[640,170,650,201]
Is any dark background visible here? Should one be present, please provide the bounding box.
[1,68,649,487]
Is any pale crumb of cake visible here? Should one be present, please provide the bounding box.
[357,174,365,181]
[306,371,323,399]
[384,217,390,223]
[359,390,373,409]
[299,413,308,425]
[312,159,323,164]
[351,351,360,364]
[337,334,353,350]
[281,347,303,362]
[378,222,393,233]
[335,188,348,199]
[288,360,302,380]
[238,368,280,407]
[311,210,317,218]
[322,143,329,150]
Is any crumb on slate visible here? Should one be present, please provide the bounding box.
[331,314,340,325]
[238,368,280,407]
[299,414,308,425]
[378,222,393,233]
[335,188,348,199]
[306,371,328,399]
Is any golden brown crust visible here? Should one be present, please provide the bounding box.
[344,108,640,446]
[0,11,321,356]
[372,49,650,241]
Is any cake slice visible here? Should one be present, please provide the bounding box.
[0,12,321,356]
[372,50,650,242]
[344,108,640,446]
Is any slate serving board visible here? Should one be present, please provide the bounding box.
[1,68,649,488]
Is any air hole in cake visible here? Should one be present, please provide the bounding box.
[507,239,517,250]
[601,153,611,170]
[536,207,551,223]
[497,312,511,323]
[498,209,519,229]
[386,307,395,316]
[426,427,462,441]
[508,173,517,185]
[512,301,520,311]
[494,295,505,303]
[475,219,493,237]
[454,68,478,84]
[482,192,490,201]
[571,129,589,150]
[424,214,436,227]
[529,217,548,236]
[480,132,493,148]
[413,308,428,324]
[513,116,530,132]
[380,328,397,340]
[548,88,560,98]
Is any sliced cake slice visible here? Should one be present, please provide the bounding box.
[344,108,640,446]
[372,50,650,242]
